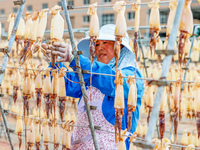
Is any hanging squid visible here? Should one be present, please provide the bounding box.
[51,69,58,121]
[62,122,72,150]
[159,87,167,145]
[129,132,137,150]
[43,119,49,150]
[181,130,188,150]
[35,119,41,150]
[7,13,15,41]
[27,116,35,150]
[58,68,67,122]
[15,113,23,150]
[161,138,171,150]
[165,0,177,39]
[114,70,124,143]
[87,2,99,101]
[13,68,20,104]
[178,0,193,66]
[22,68,32,149]
[173,77,182,143]
[131,0,141,63]
[117,129,127,150]
[35,66,43,109]
[148,0,161,57]
[43,69,52,119]
[146,82,153,124]
[127,76,137,132]
[19,11,39,65]
[53,122,60,150]
[49,5,64,68]
[33,8,49,56]
[113,1,127,71]
[16,17,25,54]
[22,69,32,117]
[193,76,200,142]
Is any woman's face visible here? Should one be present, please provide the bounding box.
[95,40,115,64]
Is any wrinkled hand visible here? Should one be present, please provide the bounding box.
[41,42,73,63]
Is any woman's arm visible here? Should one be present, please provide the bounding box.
[70,55,143,99]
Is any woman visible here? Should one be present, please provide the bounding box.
[42,24,144,150]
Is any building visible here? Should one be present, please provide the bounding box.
[0,0,199,40]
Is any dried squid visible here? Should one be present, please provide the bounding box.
[35,119,41,150]
[43,69,52,119]
[146,82,153,124]
[50,69,58,120]
[16,17,25,54]
[43,119,49,150]
[131,0,141,62]
[178,0,193,66]
[127,76,137,132]
[113,1,127,71]
[7,13,15,40]
[193,76,200,141]
[50,5,64,68]
[148,0,161,56]
[53,122,60,150]
[87,2,99,101]
[58,68,67,122]
[33,8,49,55]
[35,66,43,109]
[27,116,35,150]
[114,70,124,143]
[19,11,39,65]
[117,130,127,150]
[173,77,182,143]
[159,87,167,144]
[13,68,20,104]
[16,113,23,150]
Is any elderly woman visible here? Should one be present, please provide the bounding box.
[42,24,144,150]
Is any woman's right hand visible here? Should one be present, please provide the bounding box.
[41,42,73,63]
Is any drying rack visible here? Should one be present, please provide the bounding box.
[0,0,199,149]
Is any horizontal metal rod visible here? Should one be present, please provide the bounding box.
[0,65,194,83]
[70,1,170,9]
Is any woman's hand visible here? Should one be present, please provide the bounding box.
[41,42,73,63]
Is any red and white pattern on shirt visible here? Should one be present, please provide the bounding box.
[71,86,116,150]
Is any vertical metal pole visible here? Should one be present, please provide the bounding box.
[0,100,14,150]
[0,1,26,150]
[138,30,148,78]
[61,1,99,150]
[144,0,185,149]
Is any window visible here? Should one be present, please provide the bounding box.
[0,9,5,15]
[42,3,48,9]
[68,0,73,5]
[1,23,4,29]
[104,0,111,2]
[58,1,62,6]
[102,14,114,25]
[127,12,135,20]
[27,5,32,11]
[13,7,18,13]
[192,9,200,21]
[83,16,89,23]
[70,16,75,27]
[160,11,168,24]
[83,0,90,5]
